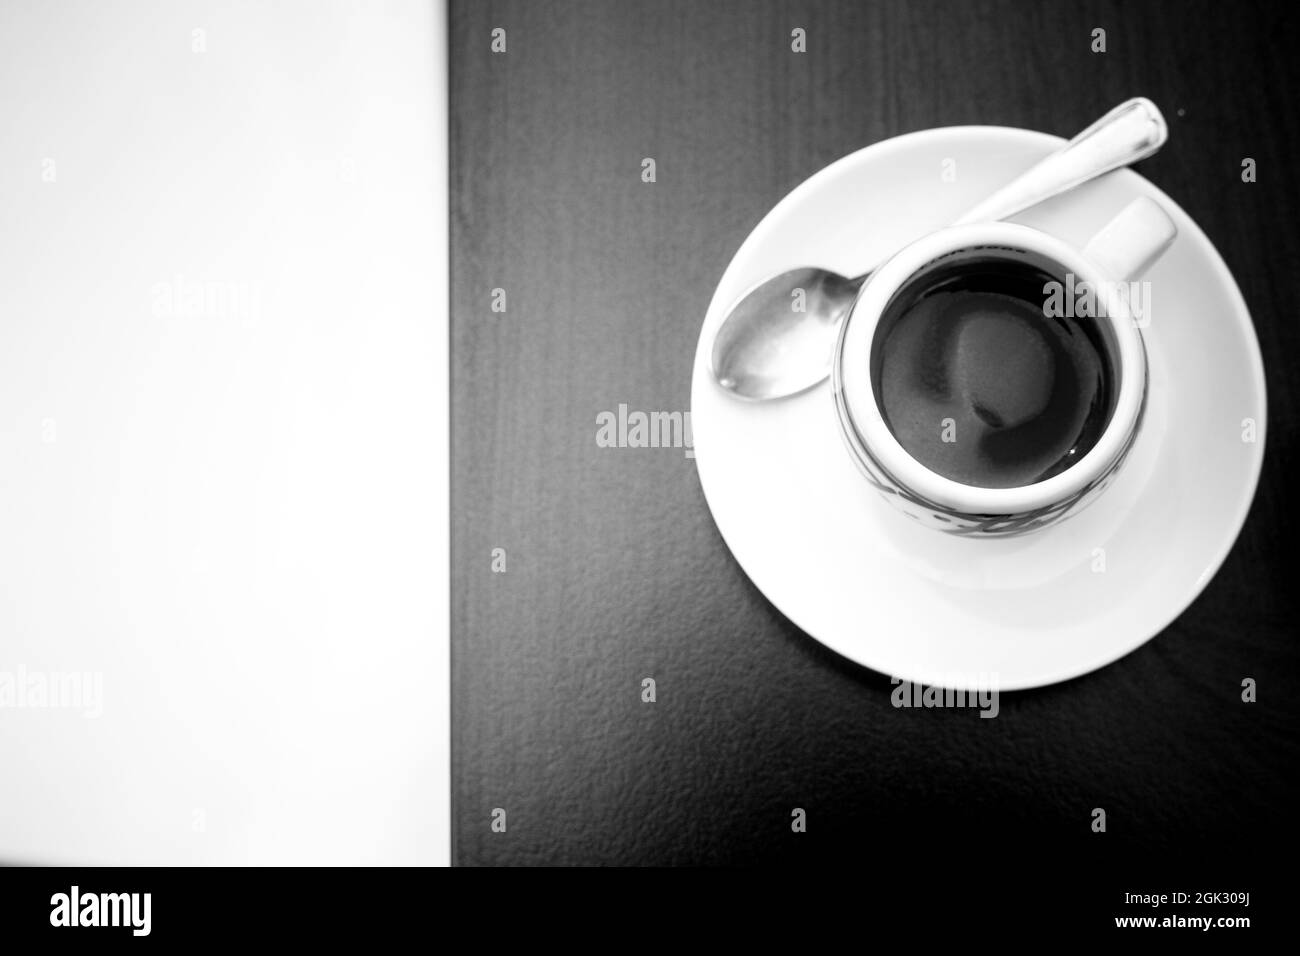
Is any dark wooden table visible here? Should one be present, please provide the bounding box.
[450,0,1299,872]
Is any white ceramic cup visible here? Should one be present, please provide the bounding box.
[832,196,1177,536]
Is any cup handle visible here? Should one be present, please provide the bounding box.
[1081,196,1178,282]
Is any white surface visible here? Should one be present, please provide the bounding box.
[0,1,449,864]
[691,127,1267,691]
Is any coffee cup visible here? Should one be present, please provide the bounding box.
[832,196,1176,536]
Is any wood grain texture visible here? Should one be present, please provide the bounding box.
[451,0,1299,867]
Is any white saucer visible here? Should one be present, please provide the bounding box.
[690,126,1267,691]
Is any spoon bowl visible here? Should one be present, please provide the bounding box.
[709,268,862,400]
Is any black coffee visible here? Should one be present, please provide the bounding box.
[872,255,1115,489]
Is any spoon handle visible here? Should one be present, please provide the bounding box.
[950,98,1167,227]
